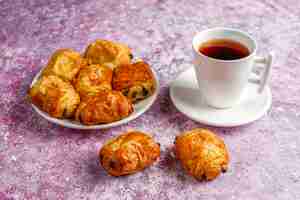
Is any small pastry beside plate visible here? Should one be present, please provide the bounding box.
[99,131,160,176]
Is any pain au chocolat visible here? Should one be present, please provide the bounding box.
[99,131,160,176]
[175,128,229,181]
[112,60,156,103]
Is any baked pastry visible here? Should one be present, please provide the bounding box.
[74,64,113,97]
[174,128,229,181]
[75,91,133,125]
[112,61,156,103]
[84,39,132,69]
[28,75,80,118]
[42,48,87,82]
[99,131,160,176]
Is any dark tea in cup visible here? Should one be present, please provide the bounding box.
[198,39,250,60]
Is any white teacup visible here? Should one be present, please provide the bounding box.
[192,27,273,109]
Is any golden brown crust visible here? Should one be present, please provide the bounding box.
[75,91,133,125]
[112,61,156,103]
[175,128,229,181]
[28,75,80,118]
[84,40,132,69]
[99,131,160,176]
[73,64,113,97]
[42,48,87,82]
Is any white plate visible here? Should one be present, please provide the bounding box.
[170,67,272,127]
[30,67,159,130]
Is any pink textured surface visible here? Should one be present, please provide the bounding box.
[1,0,300,199]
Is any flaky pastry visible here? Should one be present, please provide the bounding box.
[28,75,80,118]
[74,64,113,97]
[99,131,160,176]
[175,128,229,181]
[75,91,133,125]
[84,39,132,69]
[42,48,87,82]
[112,61,156,103]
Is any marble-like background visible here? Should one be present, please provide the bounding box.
[1,0,300,199]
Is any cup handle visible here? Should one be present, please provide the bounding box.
[248,52,273,93]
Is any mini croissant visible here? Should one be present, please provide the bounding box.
[99,131,160,176]
[175,128,229,181]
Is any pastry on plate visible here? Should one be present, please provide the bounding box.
[84,39,132,69]
[28,75,80,118]
[174,128,229,181]
[99,131,160,176]
[74,64,113,97]
[42,48,87,82]
[75,91,133,125]
[112,60,156,103]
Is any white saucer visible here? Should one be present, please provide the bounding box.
[30,67,159,130]
[170,67,272,127]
